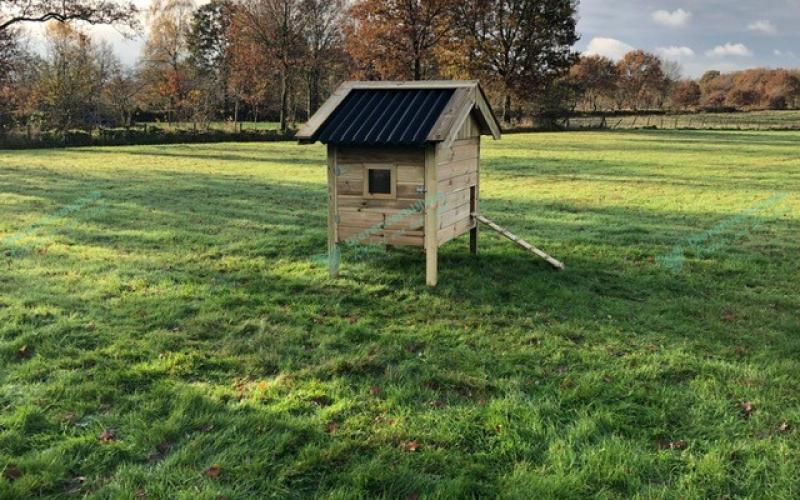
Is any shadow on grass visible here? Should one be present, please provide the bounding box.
[1,144,799,497]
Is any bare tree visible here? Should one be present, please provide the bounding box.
[300,0,344,117]
[0,0,139,32]
[453,0,580,125]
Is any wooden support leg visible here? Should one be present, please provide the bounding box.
[469,186,478,255]
[327,144,339,278]
[426,243,438,287]
[470,225,478,255]
[328,242,339,278]
[424,145,438,287]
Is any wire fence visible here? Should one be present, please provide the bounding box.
[560,111,800,131]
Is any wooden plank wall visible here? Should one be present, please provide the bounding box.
[436,114,480,246]
[335,146,427,247]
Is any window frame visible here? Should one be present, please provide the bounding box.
[363,164,397,200]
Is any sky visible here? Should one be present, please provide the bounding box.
[23,0,800,78]
[577,0,800,76]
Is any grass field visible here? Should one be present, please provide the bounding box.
[569,109,800,130]
[1,131,799,498]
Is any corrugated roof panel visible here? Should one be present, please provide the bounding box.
[311,88,455,146]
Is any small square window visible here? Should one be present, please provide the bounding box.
[368,169,392,195]
[363,165,396,199]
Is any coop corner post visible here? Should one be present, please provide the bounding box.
[424,144,439,287]
[327,144,340,278]
[470,139,480,256]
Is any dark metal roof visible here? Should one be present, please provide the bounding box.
[310,88,455,146]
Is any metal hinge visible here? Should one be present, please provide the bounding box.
[416,186,427,194]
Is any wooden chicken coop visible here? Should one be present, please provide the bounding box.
[297,80,563,287]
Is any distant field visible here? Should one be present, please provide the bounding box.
[569,109,800,130]
[1,131,798,497]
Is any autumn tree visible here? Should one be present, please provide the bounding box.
[346,0,454,81]
[139,0,195,124]
[616,50,669,110]
[570,55,618,111]
[239,0,304,132]
[453,0,580,125]
[763,70,800,110]
[102,65,138,127]
[226,7,269,124]
[0,27,22,132]
[0,0,139,31]
[670,80,701,110]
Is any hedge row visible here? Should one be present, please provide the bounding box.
[0,127,296,150]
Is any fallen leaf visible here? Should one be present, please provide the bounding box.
[17,345,30,358]
[658,439,687,450]
[311,395,332,407]
[3,464,22,481]
[99,428,117,443]
[778,422,790,433]
[370,386,382,396]
[400,440,419,452]
[205,465,221,478]
[148,442,172,463]
[741,401,755,419]
[64,476,86,494]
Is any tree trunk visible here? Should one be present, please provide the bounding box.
[280,68,288,133]
[502,93,512,126]
[233,97,239,131]
[308,69,321,117]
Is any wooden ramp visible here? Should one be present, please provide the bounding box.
[474,214,565,270]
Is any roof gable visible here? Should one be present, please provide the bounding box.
[296,81,502,145]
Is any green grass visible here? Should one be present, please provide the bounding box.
[570,109,800,130]
[1,130,799,498]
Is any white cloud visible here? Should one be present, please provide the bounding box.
[656,46,695,59]
[706,43,753,57]
[774,49,797,58]
[652,9,692,28]
[748,20,777,35]
[585,37,634,61]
